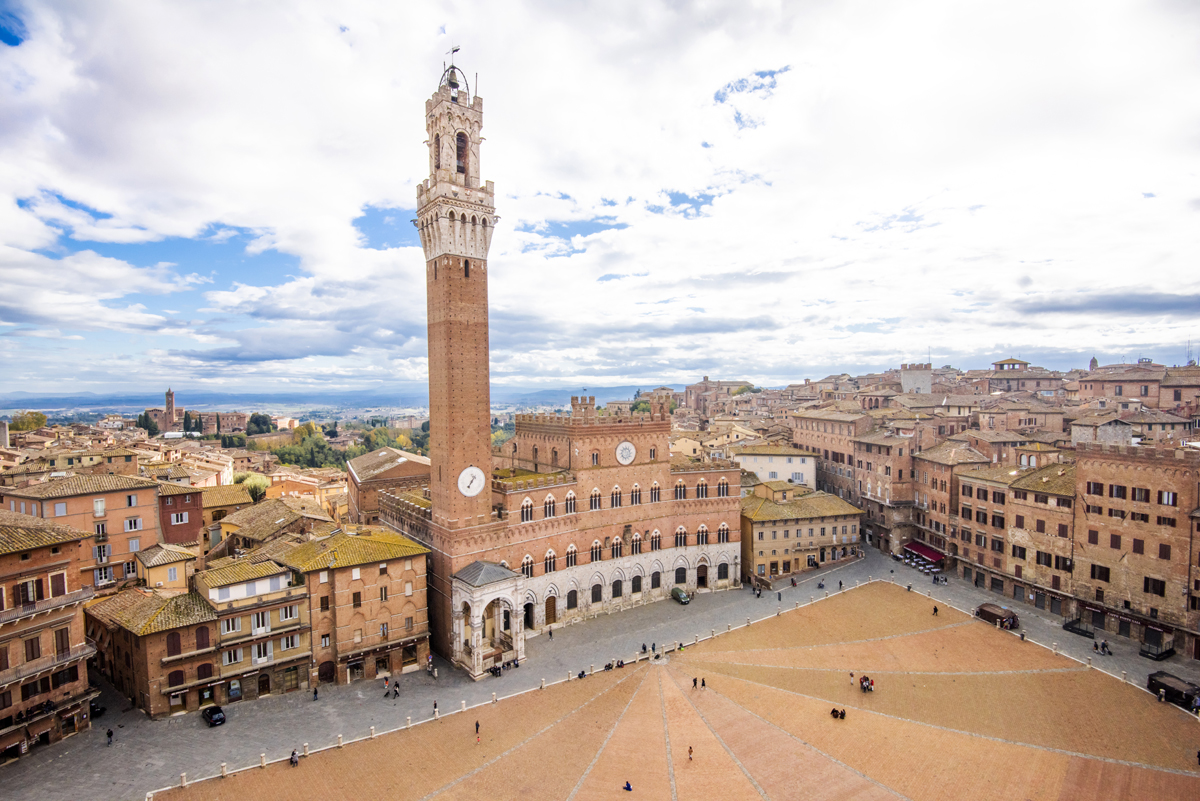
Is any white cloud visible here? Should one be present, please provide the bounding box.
[1,0,1199,394]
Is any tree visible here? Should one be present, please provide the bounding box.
[323,421,338,438]
[293,422,318,442]
[631,399,651,413]
[246,413,273,436]
[9,411,48,431]
[232,471,269,503]
[135,412,160,436]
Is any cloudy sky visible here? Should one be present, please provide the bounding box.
[2,1,1199,397]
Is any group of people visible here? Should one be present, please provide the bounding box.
[829,707,847,720]
[489,659,520,677]
[931,575,948,585]
[1092,640,1112,655]
[858,675,875,693]
[692,677,707,690]
[603,659,626,670]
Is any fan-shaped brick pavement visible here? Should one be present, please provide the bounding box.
[154,582,1200,801]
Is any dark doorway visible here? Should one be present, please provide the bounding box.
[523,603,534,629]
[258,674,270,696]
[318,661,336,683]
[697,565,708,588]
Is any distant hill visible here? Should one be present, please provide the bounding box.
[0,384,683,413]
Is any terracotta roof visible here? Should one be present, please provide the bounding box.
[958,465,1033,485]
[275,529,428,572]
[218,497,329,542]
[199,557,290,588]
[3,473,160,499]
[913,442,989,466]
[143,464,191,480]
[0,509,89,556]
[730,444,811,456]
[348,447,431,483]
[156,481,200,496]
[1011,464,1076,496]
[741,491,862,522]
[1072,416,1130,428]
[135,542,197,568]
[201,484,253,508]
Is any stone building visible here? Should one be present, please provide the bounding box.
[0,510,97,761]
[155,482,204,546]
[1,475,163,591]
[1072,444,1199,659]
[789,409,873,500]
[275,528,430,686]
[378,65,741,680]
[729,443,813,487]
[848,430,917,555]
[740,482,862,582]
[347,447,430,524]
[910,442,989,560]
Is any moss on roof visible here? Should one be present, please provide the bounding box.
[135,542,197,568]
[201,484,254,507]
[492,468,568,486]
[199,557,290,588]
[4,473,160,499]
[741,491,862,522]
[89,589,216,636]
[276,529,428,572]
[0,509,89,556]
[1011,463,1076,496]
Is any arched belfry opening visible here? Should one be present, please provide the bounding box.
[456,132,469,177]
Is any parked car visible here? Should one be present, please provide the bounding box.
[201,706,226,727]
[1146,672,1200,709]
[975,603,1019,630]
[88,700,106,720]
[670,587,690,605]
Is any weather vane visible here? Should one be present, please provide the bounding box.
[447,45,459,66]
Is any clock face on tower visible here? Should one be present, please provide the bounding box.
[457,466,487,497]
[615,441,637,465]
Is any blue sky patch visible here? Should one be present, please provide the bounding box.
[0,10,25,46]
[354,206,420,250]
[713,66,791,104]
[667,191,714,214]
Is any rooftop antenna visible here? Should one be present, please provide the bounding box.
[447,45,459,67]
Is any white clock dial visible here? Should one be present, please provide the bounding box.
[457,466,487,497]
[615,441,637,466]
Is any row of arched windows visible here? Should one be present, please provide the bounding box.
[167,662,214,687]
[518,480,728,523]
[512,524,731,579]
[166,627,210,657]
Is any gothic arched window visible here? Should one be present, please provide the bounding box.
[697,480,708,499]
[674,481,686,500]
[650,482,660,503]
[610,487,622,508]
[565,544,577,567]
[590,489,602,511]
[544,496,556,518]
[611,538,623,559]
[675,527,688,548]
[717,479,729,497]
[697,525,709,545]
[456,132,468,175]
[544,551,556,573]
[521,555,534,578]
[520,498,533,523]
[565,492,576,515]
[631,532,642,554]
[650,531,662,551]
[590,541,602,562]
[717,523,730,543]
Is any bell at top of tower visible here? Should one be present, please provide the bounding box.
[420,57,493,204]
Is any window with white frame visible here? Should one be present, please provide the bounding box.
[222,617,241,634]
[223,648,242,666]
[351,567,361,580]
[126,494,138,507]
[252,611,270,633]
[279,634,298,651]
[54,502,67,517]
[167,566,178,582]
[128,538,140,553]
[171,512,188,525]
[253,641,272,664]
[94,566,115,585]
[93,498,105,517]
[280,605,298,622]
[124,518,142,532]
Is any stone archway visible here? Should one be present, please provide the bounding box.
[697,564,708,588]
[523,602,534,630]
[318,661,335,683]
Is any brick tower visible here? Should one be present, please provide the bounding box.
[415,63,497,530]
[164,388,176,430]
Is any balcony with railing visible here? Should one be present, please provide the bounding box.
[0,587,95,626]
[0,643,95,687]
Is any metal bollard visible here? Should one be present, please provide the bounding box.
[492,692,497,703]
[181,773,188,788]
[433,668,438,679]
[260,753,266,768]
[407,716,411,728]
[869,576,872,582]
[1020,632,1025,641]
[795,601,799,609]
[727,623,731,631]
[1053,642,1058,654]
[370,726,376,739]
[338,735,344,748]
[303,743,309,756]
[567,672,572,682]
[461,700,466,711]
[540,678,545,689]
[995,620,1000,629]
[1122,671,1127,683]
[221,763,227,778]
[856,580,859,587]
[1087,656,1092,666]
[712,629,715,639]
[811,596,814,604]
[435,709,440,720]
[590,664,595,674]
[825,591,829,598]
[694,635,699,644]
[777,606,781,616]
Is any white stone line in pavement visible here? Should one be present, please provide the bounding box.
[656,669,680,801]
[714,671,1200,778]
[687,674,913,801]
[412,667,646,801]
[665,669,770,801]
[564,671,648,801]
[686,662,1089,678]
[690,619,976,656]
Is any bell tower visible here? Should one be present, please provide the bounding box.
[415,63,498,530]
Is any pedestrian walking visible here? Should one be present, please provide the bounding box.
[385,677,390,690]
[838,580,843,590]
[313,687,318,701]
[434,700,439,714]
[392,685,399,699]
[933,606,938,616]
[701,678,706,690]
[693,677,698,689]
[777,591,781,602]
[688,746,693,761]
[477,735,481,745]
[290,749,299,767]
[476,720,480,734]
[1196,749,1199,766]
[652,643,656,653]
[106,728,113,746]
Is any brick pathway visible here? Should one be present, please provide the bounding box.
[149,580,1200,801]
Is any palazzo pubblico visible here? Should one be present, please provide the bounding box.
[380,65,742,679]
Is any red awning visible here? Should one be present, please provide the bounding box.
[903,542,945,562]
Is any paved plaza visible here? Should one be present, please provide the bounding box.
[155,580,1200,801]
[6,549,1200,801]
